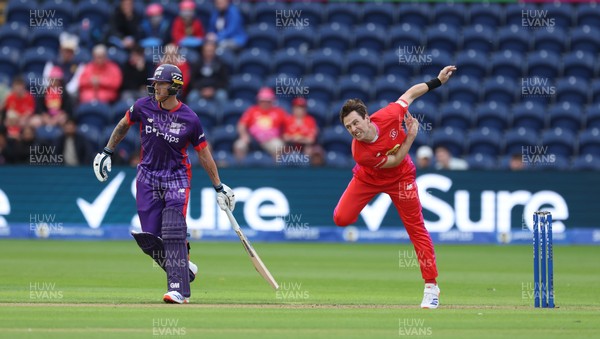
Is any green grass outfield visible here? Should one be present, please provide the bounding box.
[0,240,599,338]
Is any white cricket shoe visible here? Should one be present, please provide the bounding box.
[420,283,440,309]
[163,291,189,304]
[189,260,198,282]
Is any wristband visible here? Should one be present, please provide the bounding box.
[214,183,224,192]
[425,78,442,91]
[103,147,114,156]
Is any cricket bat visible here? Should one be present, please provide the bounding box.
[224,209,279,290]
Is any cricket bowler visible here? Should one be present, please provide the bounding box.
[93,64,235,304]
[334,65,457,309]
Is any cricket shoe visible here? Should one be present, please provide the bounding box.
[420,283,440,309]
[163,291,189,304]
[189,260,198,282]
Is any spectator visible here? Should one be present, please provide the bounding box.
[121,45,152,101]
[2,77,36,139]
[171,0,205,47]
[282,97,323,166]
[56,118,89,166]
[509,153,525,171]
[140,3,172,47]
[78,44,123,104]
[161,44,191,97]
[42,33,83,101]
[234,87,287,161]
[416,145,434,169]
[109,0,141,49]
[36,66,72,127]
[10,124,37,163]
[207,0,247,53]
[434,146,468,170]
[191,38,228,103]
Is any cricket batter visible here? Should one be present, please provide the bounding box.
[93,64,235,304]
[334,65,457,309]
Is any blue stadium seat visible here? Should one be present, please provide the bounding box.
[0,46,21,78]
[548,102,583,132]
[397,3,431,29]
[425,24,459,54]
[467,128,502,157]
[77,123,102,150]
[237,48,271,78]
[76,0,109,29]
[556,77,588,104]
[412,130,429,151]
[330,99,348,127]
[382,49,415,80]
[586,104,600,129]
[345,49,379,78]
[445,75,480,105]
[73,47,92,64]
[577,3,600,29]
[503,127,538,155]
[194,0,214,28]
[273,49,306,78]
[310,48,344,78]
[337,74,371,103]
[419,49,453,80]
[28,28,60,52]
[592,80,600,104]
[526,50,560,79]
[326,3,359,28]
[543,2,575,28]
[212,150,237,167]
[325,151,353,168]
[388,24,423,51]
[578,128,600,156]
[569,26,600,55]
[36,125,63,146]
[469,3,503,28]
[432,3,466,29]
[106,46,127,67]
[474,101,509,132]
[481,76,517,105]
[489,50,524,80]
[318,23,352,52]
[75,101,111,129]
[221,99,252,126]
[228,74,262,104]
[439,100,473,132]
[409,101,438,131]
[289,2,324,27]
[0,22,28,52]
[361,2,396,28]
[305,99,329,128]
[110,97,135,124]
[241,151,274,167]
[562,51,596,81]
[40,0,74,28]
[512,101,546,131]
[188,99,218,132]
[465,153,497,170]
[353,24,386,52]
[21,47,56,75]
[505,3,535,27]
[541,127,576,158]
[530,155,570,171]
[572,154,600,171]
[430,127,466,157]
[210,124,238,153]
[455,50,487,79]
[373,74,408,102]
[411,75,444,106]
[303,73,337,104]
[246,23,279,51]
[253,1,287,26]
[496,25,530,54]
[6,0,37,26]
[461,25,495,54]
[320,125,352,155]
[533,28,568,55]
[219,49,236,75]
[281,27,316,52]
[160,1,179,23]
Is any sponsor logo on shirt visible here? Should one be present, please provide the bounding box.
[390,128,398,140]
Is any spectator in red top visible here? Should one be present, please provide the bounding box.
[234,87,287,160]
[78,44,123,104]
[283,97,324,166]
[171,1,205,47]
[2,76,36,139]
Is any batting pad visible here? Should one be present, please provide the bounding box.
[161,207,190,297]
[131,231,166,269]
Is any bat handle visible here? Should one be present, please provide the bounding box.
[224,209,240,231]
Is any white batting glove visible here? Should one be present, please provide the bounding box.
[93,147,113,182]
[215,183,235,211]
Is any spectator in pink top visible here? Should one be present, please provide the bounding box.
[78,44,123,104]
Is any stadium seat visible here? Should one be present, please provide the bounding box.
[21,47,56,75]
[77,123,102,150]
[75,101,111,130]
[73,47,92,64]
[289,2,324,27]
[569,26,600,55]
[318,23,352,52]
[548,102,583,132]
[40,0,74,28]
[241,151,274,167]
[353,24,387,52]
[505,3,535,27]
[320,125,352,155]
[577,3,600,29]
[530,155,570,171]
[237,48,271,78]
[228,74,262,104]
[397,3,431,29]
[439,100,473,132]
[572,154,600,171]
[253,1,287,26]
[503,127,538,156]
[36,125,63,146]
[432,3,467,29]
[326,3,359,28]
[489,50,524,80]
[246,23,279,51]
[28,28,60,52]
[578,128,600,156]
[455,50,487,79]
[411,75,444,106]
[412,130,429,151]
[512,101,546,131]
[310,48,345,78]
[445,75,480,105]
[467,128,503,157]
[325,151,353,168]
[465,153,497,170]
[281,27,316,52]
[303,73,337,104]
[556,77,588,105]
[160,1,179,23]
[532,27,568,55]
[430,127,466,157]
[76,0,110,29]
[474,101,509,132]
[382,49,415,80]
[526,50,561,79]
[544,2,575,28]
[496,25,530,54]
[361,2,396,28]
[373,74,408,102]
[0,22,28,52]
[345,48,379,78]
[562,51,596,81]
[210,125,238,153]
[0,46,20,79]
[188,99,219,132]
[388,24,423,51]
[541,127,576,158]
[212,150,237,168]
[409,101,438,132]
[6,0,36,26]
[585,104,600,129]
[481,76,517,105]
[425,24,459,54]
[461,25,495,55]
[106,46,127,67]
[110,98,135,124]
[337,74,371,103]
[469,3,503,28]
[419,49,453,81]
[329,99,348,127]
[592,80,600,105]
[305,99,329,128]
[273,48,306,78]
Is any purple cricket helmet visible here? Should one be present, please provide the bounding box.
[147,64,184,96]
